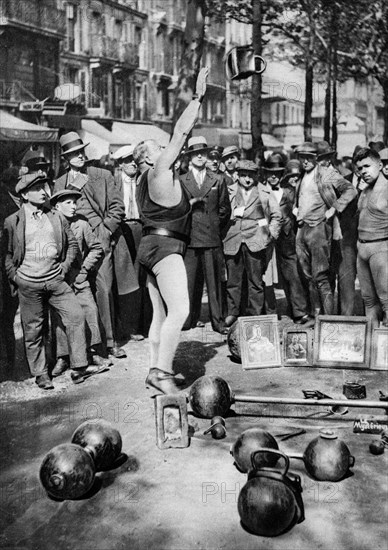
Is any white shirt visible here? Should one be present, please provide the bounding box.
[191,167,206,188]
[272,187,283,204]
[122,174,139,219]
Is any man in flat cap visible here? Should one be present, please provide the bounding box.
[54,132,138,359]
[50,189,111,376]
[180,136,231,333]
[223,160,281,324]
[222,145,241,185]
[2,174,102,388]
[294,142,357,315]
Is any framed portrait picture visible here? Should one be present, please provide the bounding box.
[239,315,281,369]
[313,315,371,369]
[283,327,313,367]
[370,328,388,371]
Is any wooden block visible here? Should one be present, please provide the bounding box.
[353,415,388,434]
[155,394,189,449]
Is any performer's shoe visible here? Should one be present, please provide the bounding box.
[145,368,181,395]
[107,346,127,359]
[51,357,69,377]
[196,321,205,328]
[71,365,110,385]
[35,374,54,390]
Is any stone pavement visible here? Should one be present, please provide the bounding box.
[0,315,387,550]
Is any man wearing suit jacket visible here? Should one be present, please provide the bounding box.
[54,132,138,358]
[223,160,281,325]
[264,155,312,325]
[3,174,105,389]
[180,136,231,334]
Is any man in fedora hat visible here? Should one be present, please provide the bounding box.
[54,131,138,359]
[2,174,101,388]
[264,154,312,325]
[180,135,231,333]
[223,160,281,324]
[222,145,241,184]
[354,147,388,327]
[293,142,357,315]
[112,144,149,341]
[50,189,111,377]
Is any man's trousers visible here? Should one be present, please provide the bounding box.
[16,274,87,377]
[183,246,226,333]
[226,243,271,317]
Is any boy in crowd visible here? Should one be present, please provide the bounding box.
[50,189,111,377]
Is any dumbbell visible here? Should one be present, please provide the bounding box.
[39,419,122,500]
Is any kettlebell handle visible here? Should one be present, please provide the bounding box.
[250,448,290,476]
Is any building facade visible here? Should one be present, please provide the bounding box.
[0,0,385,164]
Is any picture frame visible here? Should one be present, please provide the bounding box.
[370,327,388,371]
[313,315,371,369]
[283,327,314,367]
[239,315,281,369]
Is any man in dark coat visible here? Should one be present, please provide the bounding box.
[180,136,231,333]
[264,154,312,324]
[54,132,138,358]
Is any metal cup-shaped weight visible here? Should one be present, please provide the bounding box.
[303,429,355,481]
[71,419,122,471]
[39,443,95,500]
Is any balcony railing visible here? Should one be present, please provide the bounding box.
[88,35,139,67]
[0,0,66,36]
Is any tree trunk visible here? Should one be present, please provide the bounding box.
[304,61,314,141]
[171,0,206,132]
[382,79,388,145]
[331,51,338,149]
[251,0,264,167]
[324,55,332,142]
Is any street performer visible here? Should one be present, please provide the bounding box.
[133,67,209,395]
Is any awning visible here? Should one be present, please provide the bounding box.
[80,119,171,159]
[240,132,284,150]
[192,127,239,148]
[0,110,58,142]
[112,121,170,148]
[81,119,128,159]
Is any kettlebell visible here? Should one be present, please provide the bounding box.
[237,448,304,537]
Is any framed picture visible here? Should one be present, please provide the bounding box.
[370,328,388,371]
[313,315,371,369]
[239,315,281,369]
[283,327,313,367]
